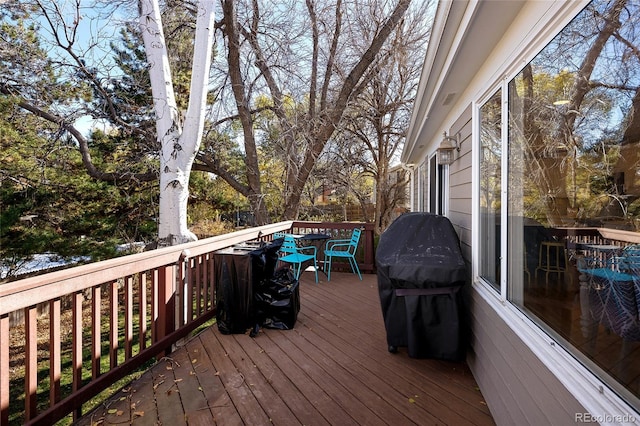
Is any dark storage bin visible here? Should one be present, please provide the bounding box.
[214,239,282,335]
[376,212,468,360]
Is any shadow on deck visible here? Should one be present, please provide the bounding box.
[77,272,494,425]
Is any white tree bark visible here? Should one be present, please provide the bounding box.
[139,0,215,246]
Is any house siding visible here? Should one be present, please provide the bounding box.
[405,1,640,422]
[447,106,473,261]
[442,103,593,425]
[467,289,590,425]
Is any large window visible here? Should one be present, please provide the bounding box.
[480,0,640,408]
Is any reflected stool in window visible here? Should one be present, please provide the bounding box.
[524,248,531,287]
[535,241,571,286]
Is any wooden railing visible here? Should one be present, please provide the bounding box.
[553,227,640,256]
[0,221,376,425]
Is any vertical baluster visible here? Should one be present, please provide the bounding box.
[187,255,193,323]
[177,256,187,327]
[201,254,208,313]
[25,305,37,420]
[139,271,148,351]
[125,275,133,360]
[110,281,119,369]
[195,255,202,317]
[92,286,101,380]
[151,268,158,345]
[1,314,9,425]
[49,298,61,406]
[72,291,83,421]
[209,253,215,312]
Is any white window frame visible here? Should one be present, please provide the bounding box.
[473,86,505,296]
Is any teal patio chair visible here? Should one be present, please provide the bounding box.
[279,235,319,283]
[324,228,362,281]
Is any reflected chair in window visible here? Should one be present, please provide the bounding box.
[577,253,640,384]
[535,240,571,287]
[278,235,318,283]
[618,244,640,273]
[581,264,640,342]
[324,228,362,281]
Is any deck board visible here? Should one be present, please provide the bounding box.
[185,336,244,425]
[78,272,494,425]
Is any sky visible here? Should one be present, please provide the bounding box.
[32,1,131,135]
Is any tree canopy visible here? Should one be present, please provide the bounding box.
[1,0,432,273]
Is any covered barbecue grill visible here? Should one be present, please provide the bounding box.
[376,212,468,360]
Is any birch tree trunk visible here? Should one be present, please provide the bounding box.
[139,0,215,246]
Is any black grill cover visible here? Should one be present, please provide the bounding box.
[376,212,468,360]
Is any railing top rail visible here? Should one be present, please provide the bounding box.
[553,227,640,244]
[292,221,373,230]
[597,228,640,244]
[0,221,293,315]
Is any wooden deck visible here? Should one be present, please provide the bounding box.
[77,272,494,425]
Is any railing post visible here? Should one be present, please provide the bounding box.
[364,224,375,273]
[157,264,176,355]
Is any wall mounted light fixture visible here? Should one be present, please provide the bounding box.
[437,131,461,165]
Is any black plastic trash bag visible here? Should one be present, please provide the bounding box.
[376,212,468,360]
[255,268,300,331]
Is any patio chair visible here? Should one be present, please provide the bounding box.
[324,228,362,281]
[619,244,640,272]
[278,235,319,283]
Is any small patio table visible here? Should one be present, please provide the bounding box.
[299,233,331,271]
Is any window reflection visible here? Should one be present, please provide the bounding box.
[506,0,640,406]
